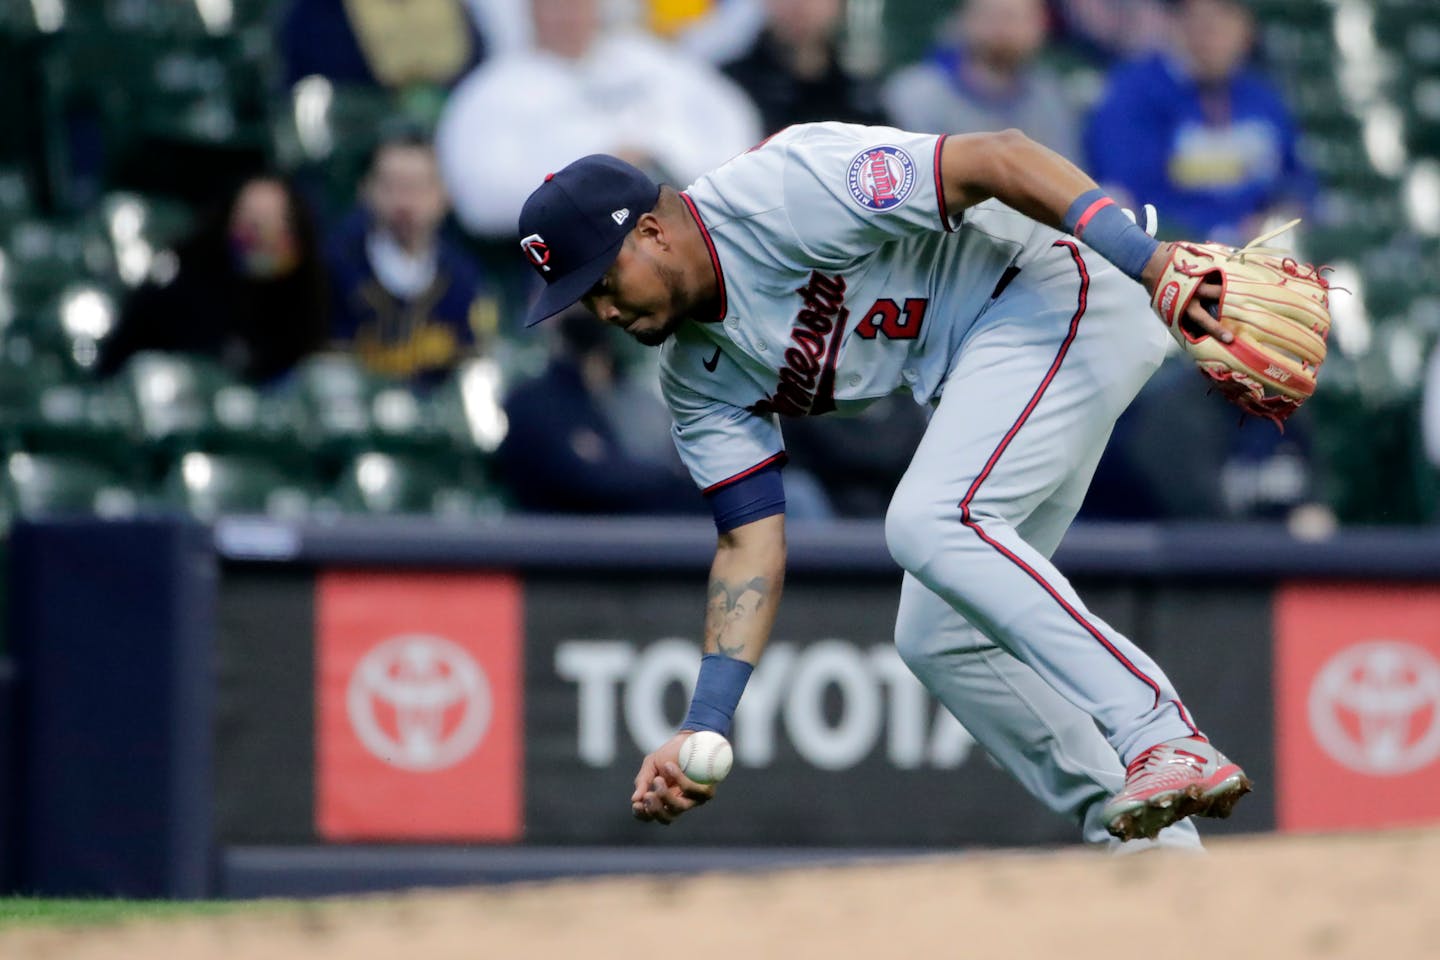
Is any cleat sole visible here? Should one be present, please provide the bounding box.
[1103,774,1253,841]
[1194,773,1252,819]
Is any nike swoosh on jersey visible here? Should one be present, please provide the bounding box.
[702,347,722,372]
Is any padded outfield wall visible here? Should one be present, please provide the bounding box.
[4,517,1440,897]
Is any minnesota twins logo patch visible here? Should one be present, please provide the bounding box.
[846,146,916,212]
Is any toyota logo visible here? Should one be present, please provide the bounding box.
[347,634,492,771]
[1308,641,1440,776]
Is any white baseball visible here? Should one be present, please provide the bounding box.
[678,731,733,785]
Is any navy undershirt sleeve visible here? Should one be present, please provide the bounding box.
[706,462,786,533]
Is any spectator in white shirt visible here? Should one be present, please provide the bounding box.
[436,0,763,238]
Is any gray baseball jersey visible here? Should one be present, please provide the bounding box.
[660,121,1058,491]
[659,121,1208,848]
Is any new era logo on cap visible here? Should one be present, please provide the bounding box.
[516,156,660,327]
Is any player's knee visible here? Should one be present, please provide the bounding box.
[883,494,936,574]
[892,615,931,672]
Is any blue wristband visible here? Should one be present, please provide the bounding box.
[1062,188,1159,281]
[681,654,753,737]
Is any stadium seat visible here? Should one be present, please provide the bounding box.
[15,283,125,376]
[1405,78,1440,154]
[0,0,36,34]
[1251,0,1331,27]
[1311,383,1432,525]
[23,372,138,465]
[1297,133,1385,195]
[91,191,194,285]
[331,451,495,517]
[0,166,31,228]
[1373,0,1440,55]
[38,28,271,209]
[276,82,424,221]
[0,221,116,316]
[288,353,380,456]
[1357,243,1439,321]
[4,451,140,518]
[0,349,67,443]
[113,351,314,473]
[161,450,314,519]
[1262,21,1334,71]
[431,356,511,455]
[1306,185,1408,264]
[0,474,12,530]
[119,351,224,446]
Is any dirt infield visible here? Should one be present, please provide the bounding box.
[5,828,1438,960]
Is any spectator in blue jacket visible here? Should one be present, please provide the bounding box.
[1084,0,1315,243]
[325,129,494,388]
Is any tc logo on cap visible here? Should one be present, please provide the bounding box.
[520,233,550,272]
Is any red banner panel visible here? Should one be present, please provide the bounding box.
[316,571,523,841]
[1274,583,1440,832]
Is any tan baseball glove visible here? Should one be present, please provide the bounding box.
[1149,222,1332,425]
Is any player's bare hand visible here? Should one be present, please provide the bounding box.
[630,732,716,825]
[1181,281,1231,343]
[1141,245,1232,344]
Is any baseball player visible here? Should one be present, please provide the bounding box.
[516,122,1305,845]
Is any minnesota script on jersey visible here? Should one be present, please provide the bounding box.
[661,122,1071,492]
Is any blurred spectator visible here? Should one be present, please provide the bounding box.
[1081,357,1327,526]
[435,0,762,239]
[326,129,495,388]
[721,0,888,135]
[496,308,702,515]
[665,0,770,65]
[883,0,1080,160]
[783,395,930,517]
[1049,0,1171,64]
[1083,0,1315,243]
[99,176,327,385]
[279,0,486,90]
[461,0,543,55]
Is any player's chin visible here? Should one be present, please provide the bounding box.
[630,317,678,347]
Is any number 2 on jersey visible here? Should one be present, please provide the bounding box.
[854,298,928,340]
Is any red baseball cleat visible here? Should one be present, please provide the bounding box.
[1102,737,1252,842]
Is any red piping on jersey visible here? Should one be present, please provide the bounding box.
[933,135,954,233]
[1072,196,1115,237]
[702,452,787,496]
[680,192,727,322]
[955,239,1199,737]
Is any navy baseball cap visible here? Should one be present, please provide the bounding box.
[517,155,661,327]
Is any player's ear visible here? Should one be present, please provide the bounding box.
[634,211,668,250]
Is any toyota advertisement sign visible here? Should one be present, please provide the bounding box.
[315,572,524,841]
[521,575,1089,847]
[1275,584,1440,832]
[212,568,1275,847]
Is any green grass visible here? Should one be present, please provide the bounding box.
[0,897,256,927]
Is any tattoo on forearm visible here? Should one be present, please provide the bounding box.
[705,576,769,658]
